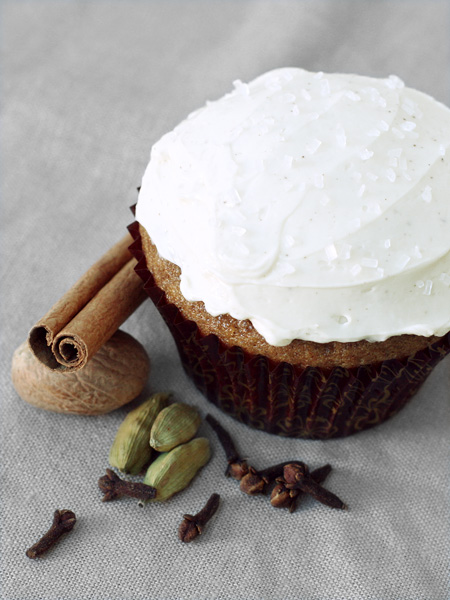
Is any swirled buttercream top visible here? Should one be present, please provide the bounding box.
[137,68,450,345]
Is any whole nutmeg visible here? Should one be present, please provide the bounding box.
[11,330,150,415]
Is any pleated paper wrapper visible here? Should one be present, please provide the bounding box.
[128,219,450,439]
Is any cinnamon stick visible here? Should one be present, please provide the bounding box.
[28,234,147,372]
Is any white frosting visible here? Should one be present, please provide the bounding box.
[137,68,450,345]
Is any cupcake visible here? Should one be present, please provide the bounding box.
[130,68,450,438]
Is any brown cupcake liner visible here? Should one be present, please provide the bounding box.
[128,217,450,439]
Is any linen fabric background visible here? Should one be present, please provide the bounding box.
[1,2,449,599]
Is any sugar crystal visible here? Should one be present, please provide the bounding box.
[396,254,411,270]
[340,243,352,259]
[361,257,379,268]
[388,148,402,158]
[421,186,432,203]
[233,80,250,96]
[314,173,325,188]
[231,226,246,237]
[402,97,415,111]
[325,243,338,261]
[306,139,322,154]
[386,168,396,182]
[320,79,331,96]
[266,80,282,91]
[392,128,405,139]
[388,157,398,168]
[285,235,295,248]
[336,126,347,148]
[423,280,433,295]
[385,75,404,89]
[401,121,416,132]
[367,128,381,137]
[301,89,312,101]
[439,273,450,286]
[360,149,374,160]
[283,155,294,169]
[346,91,361,101]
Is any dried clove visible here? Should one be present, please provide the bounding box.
[239,461,300,496]
[280,462,347,511]
[178,493,220,543]
[239,466,267,495]
[205,414,249,479]
[206,414,346,514]
[270,481,297,512]
[26,509,76,559]
[98,468,157,502]
[271,464,332,513]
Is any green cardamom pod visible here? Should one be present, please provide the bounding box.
[150,402,201,452]
[143,437,210,502]
[109,392,170,474]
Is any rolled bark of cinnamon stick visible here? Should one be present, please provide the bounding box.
[28,235,147,372]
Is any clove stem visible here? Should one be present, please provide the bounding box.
[205,414,248,479]
[98,469,157,502]
[294,476,347,510]
[309,464,332,486]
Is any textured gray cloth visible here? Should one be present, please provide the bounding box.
[1,2,450,599]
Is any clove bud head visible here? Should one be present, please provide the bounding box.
[226,459,249,480]
[178,493,220,543]
[239,467,268,495]
[178,515,202,543]
[283,462,308,485]
[270,482,298,512]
